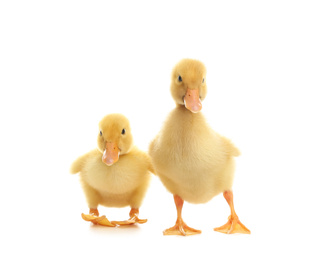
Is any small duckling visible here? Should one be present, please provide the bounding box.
[70,114,152,226]
[149,59,250,235]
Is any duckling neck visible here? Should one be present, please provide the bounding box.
[172,104,207,131]
[164,104,210,155]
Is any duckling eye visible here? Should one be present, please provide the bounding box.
[202,78,205,83]
[100,131,102,136]
[121,129,126,135]
[178,75,182,82]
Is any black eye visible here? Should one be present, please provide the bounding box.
[202,78,205,83]
[178,75,182,82]
[100,131,102,136]
[121,129,126,135]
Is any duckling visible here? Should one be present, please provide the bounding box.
[70,114,152,226]
[149,59,250,236]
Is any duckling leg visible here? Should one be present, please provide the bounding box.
[129,208,148,224]
[81,208,99,221]
[214,190,251,234]
[111,208,147,225]
[163,195,201,236]
[81,208,116,227]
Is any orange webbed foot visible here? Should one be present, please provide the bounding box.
[81,208,116,227]
[214,191,251,234]
[111,208,147,226]
[110,219,136,226]
[163,194,201,236]
[163,219,201,236]
[214,215,251,234]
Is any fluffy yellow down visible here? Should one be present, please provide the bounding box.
[149,59,240,204]
[71,114,152,209]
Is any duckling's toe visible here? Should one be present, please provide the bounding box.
[94,216,116,227]
[163,219,201,236]
[111,208,148,225]
[110,217,147,226]
[81,213,116,227]
[134,217,147,224]
[214,215,250,234]
[81,213,99,222]
[110,219,136,226]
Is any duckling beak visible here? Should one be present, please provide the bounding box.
[184,88,202,113]
[102,142,120,166]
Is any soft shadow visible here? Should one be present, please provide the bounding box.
[115,224,140,230]
[88,223,143,235]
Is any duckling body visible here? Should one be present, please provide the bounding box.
[149,59,250,236]
[75,147,151,209]
[71,114,151,226]
[150,105,239,204]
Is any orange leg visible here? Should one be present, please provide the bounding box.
[111,208,147,225]
[129,208,148,224]
[214,191,251,234]
[163,195,201,236]
[90,208,99,216]
[81,208,116,227]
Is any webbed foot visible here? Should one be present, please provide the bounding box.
[163,219,201,236]
[214,215,250,234]
[214,191,251,234]
[81,208,116,227]
[111,208,147,226]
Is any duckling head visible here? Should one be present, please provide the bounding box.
[97,114,133,166]
[170,59,207,113]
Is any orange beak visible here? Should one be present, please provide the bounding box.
[184,88,202,113]
[102,142,120,166]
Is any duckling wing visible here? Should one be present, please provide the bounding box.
[132,147,156,175]
[220,136,241,157]
[70,149,99,174]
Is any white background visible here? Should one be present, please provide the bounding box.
[1,0,321,259]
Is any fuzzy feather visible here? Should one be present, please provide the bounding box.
[71,114,151,209]
[149,59,240,204]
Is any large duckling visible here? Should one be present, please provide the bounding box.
[70,114,152,226]
[149,59,250,236]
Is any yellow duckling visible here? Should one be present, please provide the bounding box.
[149,59,250,235]
[71,114,152,226]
